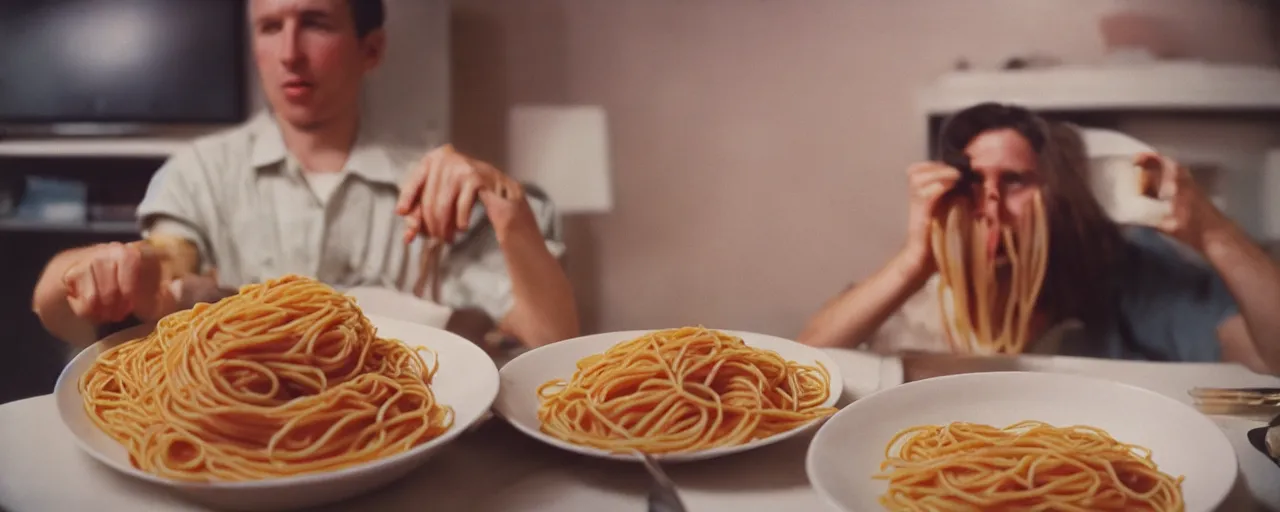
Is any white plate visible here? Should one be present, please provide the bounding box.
[493,329,844,462]
[806,371,1237,512]
[54,314,500,511]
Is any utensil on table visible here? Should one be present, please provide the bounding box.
[639,452,687,512]
[1246,412,1280,468]
[1189,387,1280,418]
[1190,387,1280,403]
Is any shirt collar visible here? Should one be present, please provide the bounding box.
[248,111,403,186]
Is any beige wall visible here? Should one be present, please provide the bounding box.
[448,0,1279,337]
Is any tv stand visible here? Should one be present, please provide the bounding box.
[1,123,153,138]
[0,137,198,159]
[0,123,230,158]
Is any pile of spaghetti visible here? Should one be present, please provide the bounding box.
[931,191,1049,354]
[78,274,455,482]
[875,421,1185,511]
[536,326,837,454]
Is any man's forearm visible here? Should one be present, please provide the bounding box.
[799,251,931,348]
[497,227,580,347]
[1203,223,1280,372]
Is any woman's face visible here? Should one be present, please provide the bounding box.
[963,128,1041,255]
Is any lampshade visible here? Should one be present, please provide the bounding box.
[507,105,613,214]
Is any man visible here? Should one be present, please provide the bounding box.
[799,103,1280,375]
[31,0,579,349]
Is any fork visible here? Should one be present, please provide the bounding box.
[1189,387,1280,418]
[638,452,688,512]
[1189,387,1280,402]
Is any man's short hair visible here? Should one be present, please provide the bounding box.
[349,0,385,39]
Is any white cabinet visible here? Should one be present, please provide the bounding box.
[918,61,1280,242]
[918,62,1280,116]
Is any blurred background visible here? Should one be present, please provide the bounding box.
[5,0,1280,404]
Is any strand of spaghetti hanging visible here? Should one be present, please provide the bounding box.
[929,146,1049,355]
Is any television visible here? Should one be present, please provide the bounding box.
[0,0,248,136]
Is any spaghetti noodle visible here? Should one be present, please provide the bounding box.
[930,191,1049,354]
[875,421,1185,512]
[536,327,837,454]
[79,274,455,482]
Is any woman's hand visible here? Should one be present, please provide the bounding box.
[901,161,962,277]
[1136,152,1231,254]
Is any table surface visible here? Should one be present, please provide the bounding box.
[2,349,1278,512]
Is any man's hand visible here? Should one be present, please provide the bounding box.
[396,144,540,245]
[1136,152,1231,254]
[62,241,172,323]
[395,145,578,347]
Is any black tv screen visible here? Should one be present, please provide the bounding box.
[0,0,247,127]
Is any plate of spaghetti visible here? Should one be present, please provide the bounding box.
[493,326,842,462]
[805,371,1236,512]
[54,275,500,511]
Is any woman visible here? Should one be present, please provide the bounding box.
[799,102,1280,375]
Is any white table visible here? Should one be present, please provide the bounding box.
[2,350,1277,512]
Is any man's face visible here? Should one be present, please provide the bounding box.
[962,128,1041,262]
[249,0,384,130]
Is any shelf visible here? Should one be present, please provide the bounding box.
[917,62,1280,116]
[0,217,136,235]
[0,137,194,159]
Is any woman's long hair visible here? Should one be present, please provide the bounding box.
[937,103,1126,333]
[1037,121,1127,332]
